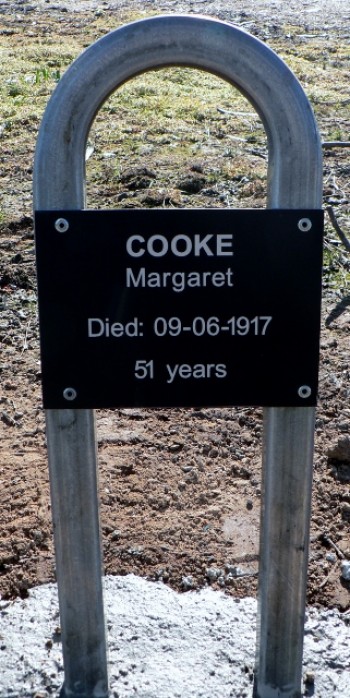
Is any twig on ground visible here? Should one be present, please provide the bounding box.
[323,141,350,148]
[326,206,350,253]
[319,568,337,589]
[217,107,257,117]
[22,324,29,352]
[322,533,346,560]
[322,98,350,107]
[319,573,330,589]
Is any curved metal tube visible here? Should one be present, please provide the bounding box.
[33,15,322,698]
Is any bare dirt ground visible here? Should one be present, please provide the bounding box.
[1,0,350,613]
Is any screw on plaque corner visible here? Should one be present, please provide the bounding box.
[63,387,77,401]
[298,385,312,399]
[297,218,312,232]
[55,218,69,233]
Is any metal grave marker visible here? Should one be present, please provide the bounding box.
[35,208,323,409]
[33,14,323,698]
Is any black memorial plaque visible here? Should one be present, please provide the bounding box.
[35,209,323,408]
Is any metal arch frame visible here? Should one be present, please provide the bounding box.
[33,15,322,698]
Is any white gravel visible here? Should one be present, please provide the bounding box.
[1,574,350,697]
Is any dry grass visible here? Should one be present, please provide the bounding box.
[0,8,349,285]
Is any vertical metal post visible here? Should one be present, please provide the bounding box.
[46,410,108,698]
[34,53,109,693]
[257,60,322,695]
[34,15,322,697]
[255,408,316,698]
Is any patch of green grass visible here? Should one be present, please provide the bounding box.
[85,65,267,208]
[323,243,350,292]
[0,9,349,291]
